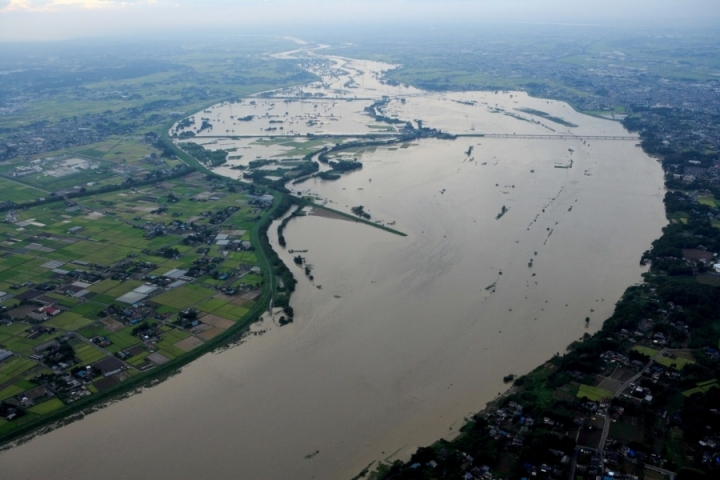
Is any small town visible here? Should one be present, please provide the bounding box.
[0,169,280,433]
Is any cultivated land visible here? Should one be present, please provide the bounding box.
[0,169,277,441]
[0,35,316,446]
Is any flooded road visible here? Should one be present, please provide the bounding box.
[0,41,667,479]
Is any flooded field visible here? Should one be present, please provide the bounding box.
[0,42,667,479]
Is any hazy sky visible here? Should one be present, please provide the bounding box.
[1,0,718,42]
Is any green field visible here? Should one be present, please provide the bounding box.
[27,398,65,415]
[241,274,262,286]
[70,302,107,318]
[632,346,660,358]
[88,279,121,294]
[156,305,180,315]
[212,304,249,321]
[161,329,191,343]
[610,421,644,443]
[683,379,719,396]
[153,285,216,310]
[106,330,142,350]
[577,384,613,402]
[631,346,691,369]
[656,355,695,370]
[45,312,93,331]
[0,358,37,377]
[104,280,144,299]
[228,251,258,264]
[0,384,27,401]
[0,323,30,337]
[0,178,47,203]
[155,341,185,360]
[197,298,228,313]
[77,324,112,340]
[696,196,719,207]
[1,336,41,353]
[127,352,150,366]
[45,294,80,308]
[73,343,107,366]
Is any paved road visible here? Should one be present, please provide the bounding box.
[624,457,676,480]
[567,447,579,480]
[598,348,667,451]
[645,463,676,480]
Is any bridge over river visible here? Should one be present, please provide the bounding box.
[177,133,640,141]
[462,133,639,140]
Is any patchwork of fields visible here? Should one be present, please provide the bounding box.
[0,171,268,437]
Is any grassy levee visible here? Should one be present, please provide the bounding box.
[159,116,304,314]
[158,117,279,308]
[253,191,282,312]
[159,118,214,175]
[311,203,407,237]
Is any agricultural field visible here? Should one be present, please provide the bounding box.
[609,419,644,444]
[631,345,695,370]
[153,285,216,310]
[0,155,124,193]
[576,384,612,402]
[655,354,695,370]
[632,345,660,358]
[682,379,719,397]
[0,178,48,203]
[696,195,719,208]
[0,172,267,434]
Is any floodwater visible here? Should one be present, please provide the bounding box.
[0,42,667,480]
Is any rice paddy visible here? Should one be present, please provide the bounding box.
[577,384,613,402]
[0,172,264,431]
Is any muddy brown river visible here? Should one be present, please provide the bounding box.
[0,42,666,479]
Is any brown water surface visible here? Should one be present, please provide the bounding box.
[0,46,666,480]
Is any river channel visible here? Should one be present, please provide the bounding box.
[0,42,666,479]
